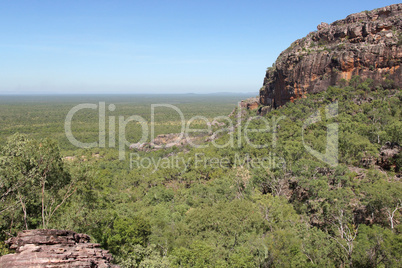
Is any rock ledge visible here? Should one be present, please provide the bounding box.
[0,229,117,268]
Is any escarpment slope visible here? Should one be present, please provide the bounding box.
[260,4,402,108]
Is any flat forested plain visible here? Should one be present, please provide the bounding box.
[0,94,250,151]
[1,82,402,267]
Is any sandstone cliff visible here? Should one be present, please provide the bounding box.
[0,229,117,267]
[260,4,402,108]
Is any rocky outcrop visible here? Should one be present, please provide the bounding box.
[377,142,401,172]
[260,4,402,108]
[239,97,260,110]
[130,120,237,151]
[0,229,117,268]
[130,133,198,151]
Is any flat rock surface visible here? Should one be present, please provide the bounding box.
[0,229,118,268]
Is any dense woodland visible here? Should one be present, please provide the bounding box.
[0,79,401,267]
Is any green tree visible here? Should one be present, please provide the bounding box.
[0,134,75,231]
[352,224,402,267]
[363,179,402,230]
[103,216,152,257]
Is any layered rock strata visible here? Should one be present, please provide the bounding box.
[0,229,117,268]
[260,4,402,108]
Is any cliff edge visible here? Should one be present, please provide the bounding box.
[260,4,402,108]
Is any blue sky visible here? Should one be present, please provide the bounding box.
[0,0,399,94]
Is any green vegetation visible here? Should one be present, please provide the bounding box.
[1,83,401,267]
[0,94,247,151]
[397,32,402,46]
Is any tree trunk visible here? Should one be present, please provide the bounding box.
[42,181,46,229]
[18,195,28,230]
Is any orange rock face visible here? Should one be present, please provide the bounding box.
[260,4,402,108]
[240,97,260,110]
